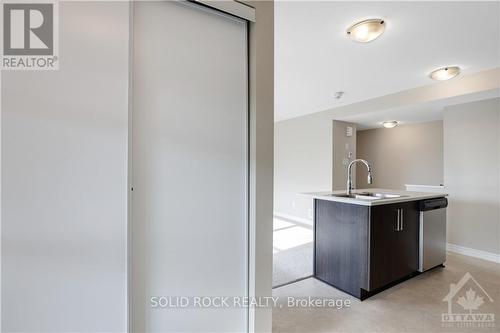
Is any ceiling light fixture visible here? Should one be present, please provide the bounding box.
[429,66,461,81]
[346,19,385,43]
[382,121,398,128]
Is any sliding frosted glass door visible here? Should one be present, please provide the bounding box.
[131,1,248,332]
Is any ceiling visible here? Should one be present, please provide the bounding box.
[275,1,500,122]
[339,88,500,130]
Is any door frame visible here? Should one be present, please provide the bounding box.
[193,0,256,22]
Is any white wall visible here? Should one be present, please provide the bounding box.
[357,121,444,189]
[274,113,332,221]
[1,2,129,331]
[443,98,500,256]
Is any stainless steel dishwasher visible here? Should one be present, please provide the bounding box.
[418,197,448,272]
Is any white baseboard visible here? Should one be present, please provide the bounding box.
[274,212,313,226]
[447,243,500,264]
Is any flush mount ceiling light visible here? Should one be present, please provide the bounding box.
[382,121,398,128]
[429,66,461,81]
[346,19,385,43]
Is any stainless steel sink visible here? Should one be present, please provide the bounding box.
[363,192,405,199]
[327,192,406,200]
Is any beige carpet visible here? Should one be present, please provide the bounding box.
[273,217,313,287]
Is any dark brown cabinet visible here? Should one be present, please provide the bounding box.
[314,199,421,300]
[369,201,419,291]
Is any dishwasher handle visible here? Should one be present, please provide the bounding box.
[418,197,448,211]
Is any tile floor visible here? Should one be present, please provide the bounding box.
[273,252,500,332]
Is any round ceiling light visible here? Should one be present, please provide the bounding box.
[382,121,398,128]
[429,66,461,81]
[346,19,385,43]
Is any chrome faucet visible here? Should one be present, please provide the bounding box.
[347,159,373,195]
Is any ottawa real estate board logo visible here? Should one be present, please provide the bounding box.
[1,1,59,70]
[442,272,495,328]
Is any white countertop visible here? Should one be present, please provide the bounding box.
[302,188,448,206]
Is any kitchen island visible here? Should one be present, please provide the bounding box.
[305,189,447,300]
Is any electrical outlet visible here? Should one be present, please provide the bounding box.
[292,201,296,208]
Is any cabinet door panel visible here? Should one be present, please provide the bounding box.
[369,202,419,291]
[369,203,400,290]
[392,202,419,278]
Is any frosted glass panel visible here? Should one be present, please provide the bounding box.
[132,2,248,332]
[1,2,129,332]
